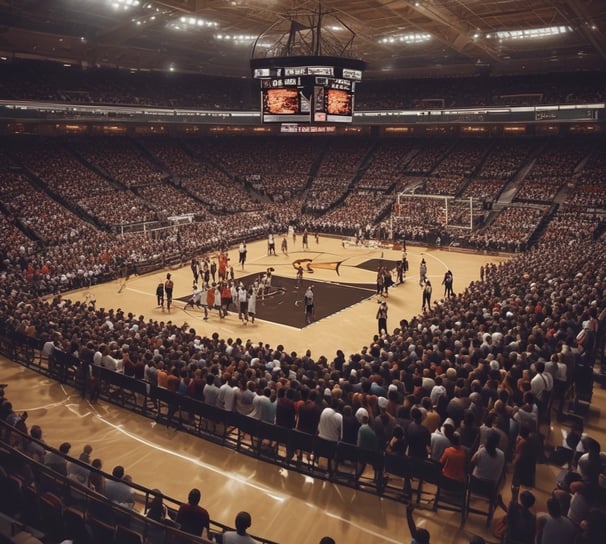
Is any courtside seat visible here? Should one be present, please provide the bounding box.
[466,475,500,526]
[383,453,412,499]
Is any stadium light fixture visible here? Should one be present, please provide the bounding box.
[491,26,571,41]
[109,0,140,9]
[379,32,431,45]
[216,33,256,43]
[169,15,218,30]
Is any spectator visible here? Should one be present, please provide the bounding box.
[223,511,259,544]
[104,465,135,509]
[176,488,210,537]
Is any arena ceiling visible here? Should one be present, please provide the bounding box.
[0,0,605,79]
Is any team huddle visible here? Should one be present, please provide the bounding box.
[179,252,277,324]
[184,280,258,324]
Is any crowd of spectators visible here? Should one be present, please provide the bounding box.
[468,206,548,252]
[7,138,116,201]
[564,143,606,210]
[1,134,604,301]
[514,139,588,203]
[139,136,208,178]
[188,137,322,199]
[356,140,416,192]
[404,140,452,175]
[355,71,605,110]
[477,141,537,181]
[539,211,605,244]
[135,183,209,220]
[423,175,467,196]
[180,175,261,213]
[2,60,604,114]
[461,179,506,201]
[0,60,258,110]
[4,139,159,227]
[433,139,490,179]
[69,136,167,188]
[309,192,393,234]
[390,196,444,243]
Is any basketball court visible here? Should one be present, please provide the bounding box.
[65,235,508,358]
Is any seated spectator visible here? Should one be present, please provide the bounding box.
[440,434,467,483]
[146,489,177,526]
[536,497,576,544]
[471,431,504,486]
[45,442,71,476]
[104,465,135,509]
[24,425,45,462]
[223,511,259,544]
[176,488,210,537]
[89,458,105,494]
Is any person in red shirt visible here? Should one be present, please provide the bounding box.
[440,433,467,482]
[176,488,210,538]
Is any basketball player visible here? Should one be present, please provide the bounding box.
[419,257,427,286]
[247,284,257,324]
[238,242,247,270]
[422,280,432,312]
[156,281,164,309]
[164,273,174,312]
[184,284,202,311]
[376,301,388,335]
[295,263,304,289]
[304,285,314,324]
[237,283,248,324]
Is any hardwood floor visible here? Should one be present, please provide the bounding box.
[3,237,604,544]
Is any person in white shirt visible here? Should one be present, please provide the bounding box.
[317,398,343,442]
[530,361,554,420]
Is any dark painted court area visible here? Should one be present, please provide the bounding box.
[178,273,375,328]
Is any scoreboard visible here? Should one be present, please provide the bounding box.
[251,56,365,124]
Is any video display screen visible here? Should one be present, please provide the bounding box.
[262,87,311,123]
[264,88,299,114]
[261,79,354,123]
[327,88,353,120]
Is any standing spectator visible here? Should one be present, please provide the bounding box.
[317,398,342,442]
[406,407,430,460]
[496,487,536,544]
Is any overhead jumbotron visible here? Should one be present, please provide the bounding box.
[250,4,366,125]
